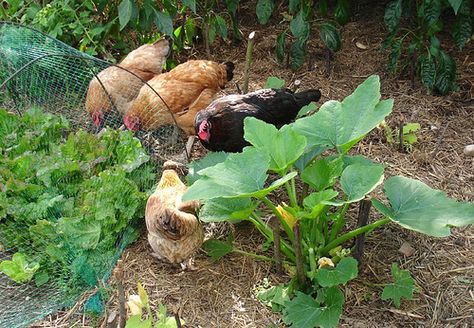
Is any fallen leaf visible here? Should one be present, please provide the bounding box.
[356,41,368,49]
[399,242,415,257]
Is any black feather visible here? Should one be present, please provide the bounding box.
[195,88,322,152]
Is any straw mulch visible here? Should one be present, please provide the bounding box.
[35,1,473,327]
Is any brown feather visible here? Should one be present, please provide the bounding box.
[145,169,203,264]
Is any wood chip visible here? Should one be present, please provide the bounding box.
[106,310,117,324]
[399,242,416,257]
[356,42,368,49]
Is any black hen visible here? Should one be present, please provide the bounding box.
[195,88,322,152]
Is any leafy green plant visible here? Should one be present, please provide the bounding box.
[256,0,349,70]
[381,263,416,308]
[383,121,421,151]
[183,0,241,57]
[1,0,240,61]
[183,75,474,327]
[383,0,472,94]
[125,282,183,328]
[0,253,39,283]
[0,108,153,295]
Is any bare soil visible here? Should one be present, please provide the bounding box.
[35,1,474,327]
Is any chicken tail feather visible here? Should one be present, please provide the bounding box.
[294,89,322,107]
[223,61,235,82]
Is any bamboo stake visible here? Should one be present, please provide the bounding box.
[243,31,255,94]
[293,221,307,287]
[270,216,282,273]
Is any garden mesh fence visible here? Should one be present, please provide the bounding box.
[0,21,186,327]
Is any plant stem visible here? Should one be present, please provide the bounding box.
[285,181,298,208]
[320,218,391,254]
[329,202,350,241]
[249,215,295,261]
[299,183,309,204]
[243,31,255,93]
[270,216,283,272]
[308,247,317,273]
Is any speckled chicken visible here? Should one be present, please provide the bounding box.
[85,36,171,128]
[145,164,202,269]
[123,60,234,136]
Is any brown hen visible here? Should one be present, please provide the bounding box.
[123,60,234,136]
[85,36,171,128]
[145,166,202,269]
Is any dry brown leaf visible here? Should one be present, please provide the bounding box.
[399,242,415,257]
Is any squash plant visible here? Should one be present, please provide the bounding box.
[183,75,474,327]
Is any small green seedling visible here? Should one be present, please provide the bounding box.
[381,263,416,308]
[264,76,286,89]
[125,282,183,328]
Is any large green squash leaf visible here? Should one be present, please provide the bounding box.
[283,287,344,328]
[244,117,306,173]
[202,239,233,261]
[187,151,228,185]
[302,189,340,219]
[315,257,358,287]
[293,75,393,153]
[199,197,256,222]
[372,176,474,237]
[340,163,384,202]
[183,147,270,201]
[301,157,343,191]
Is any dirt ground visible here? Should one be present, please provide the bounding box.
[35,1,473,327]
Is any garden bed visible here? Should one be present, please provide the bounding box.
[34,1,473,327]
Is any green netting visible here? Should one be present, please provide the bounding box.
[0,22,186,327]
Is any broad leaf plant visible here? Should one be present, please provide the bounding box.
[184,75,474,327]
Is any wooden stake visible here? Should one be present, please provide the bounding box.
[299,183,309,205]
[203,20,211,58]
[270,216,282,273]
[113,260,126,328]
[398,121,404,153]
[292,79,301,93]
[353,198,371,265]
[175,313,182,328]
[431,122,450,157]
[293,221,307,287]
[243,31,255,94]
